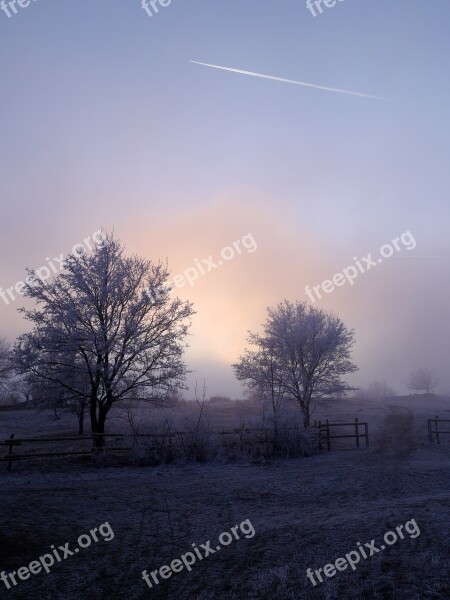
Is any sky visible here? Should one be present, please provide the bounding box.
[1,0,450,397]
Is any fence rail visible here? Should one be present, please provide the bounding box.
[427,416,450,444]
[1,433,101,472]
[314,418,369,451]
[0,428,296,471]
[1,420,368,471]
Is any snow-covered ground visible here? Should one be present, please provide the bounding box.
[0,398,449,599]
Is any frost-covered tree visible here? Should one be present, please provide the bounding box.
[233,301,358,428]
[15,231,195,447]
[0,338,32,406]
[233,338,286,434]
[0,337,20,405]
[62,367,90,434]
[27,358,90,429]
[407,367,437,395]
[0,337,12,384]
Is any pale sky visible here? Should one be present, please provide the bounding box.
[1,1,450,397]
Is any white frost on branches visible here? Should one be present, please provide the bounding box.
[233,301,358,428]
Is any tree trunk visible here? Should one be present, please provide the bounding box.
[89,395,103,449]
[272,412,279,454]
[302,399,311,429]
[296,396,310,429]
[93,406,109,449]
[77,408,85,435]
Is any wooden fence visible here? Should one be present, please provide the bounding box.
[427,416,450,444]
[0,428,299,472]
[1,420,369,471]
[314,418,369,451]
[1,433,135,472]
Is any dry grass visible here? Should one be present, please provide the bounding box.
[0,398,449,599]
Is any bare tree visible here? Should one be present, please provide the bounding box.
[15,231,195,448]
[233,301,358,428]
[26,354,90,427]
[29,378,65,419]
[407,367,437,395]
[178,380,209,462]
[233,340,285,440]
[63,379,90,434]
[193,380,207,439]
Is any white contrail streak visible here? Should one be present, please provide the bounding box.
[190,61,385,100]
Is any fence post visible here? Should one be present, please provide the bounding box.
[318,420,322,451]
[326,419,331,451]
[355,418,360,449]
[435,416,440,444]
[364,422,369,448]
[7,434,15,473]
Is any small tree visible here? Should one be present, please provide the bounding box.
[233,340,285,442]
[233,301,358,428]
[63,374,90,434]
[407,367,437,395]
[15,231,195,448]
[0,337,12,385]
[0,338,30,406]
[25,354,89,426]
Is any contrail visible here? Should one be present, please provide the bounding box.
[190,61,385,100]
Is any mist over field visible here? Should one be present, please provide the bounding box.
[1,2,450,599]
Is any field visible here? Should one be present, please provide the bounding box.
[0,396,449,599]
